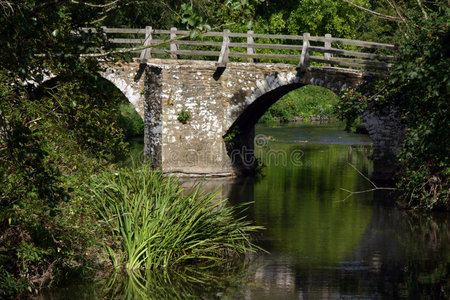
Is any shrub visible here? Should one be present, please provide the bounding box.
[334,3,449,210]
[0,72,127,295]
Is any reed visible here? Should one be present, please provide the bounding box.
[91,164,261,270]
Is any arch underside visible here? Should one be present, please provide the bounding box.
[225,83,305,173]
[228,83,305,135]
[223,67,378,174]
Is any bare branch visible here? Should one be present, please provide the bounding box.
[348,163,377,188]
[0,1,14,15]
[385,0,408,27]
[337,0,400,21]
[159,0,181,19]
[415,0,428,20]
[71,0,121,8]
[337,163,397,202]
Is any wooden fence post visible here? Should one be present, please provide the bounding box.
[217,29,230,67]
[299,32,310,72]
[140,26,152,61]
[324,33,332,67]
[170,27,179,59]
[247,30,255,63]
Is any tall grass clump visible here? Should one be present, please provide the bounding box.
[91,164,262,270]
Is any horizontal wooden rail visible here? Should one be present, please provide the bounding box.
[82,27,397,72]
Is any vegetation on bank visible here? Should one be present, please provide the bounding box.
[335,2,449,210]
[0,1,260,296]
[259,86,339,123]
[0,71,126,296]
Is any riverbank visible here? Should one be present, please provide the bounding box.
[0,94,261,298]
[258,85,339,123]
[0,161,262,297]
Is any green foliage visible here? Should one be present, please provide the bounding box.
[117,104,144,139]
[239,0,368,38]
[177,109,191,124]
[285,0,368,38]
[355,1,398,43]
[92,163,262,270]
[102,0,260,34]
[333,82,381,130]
[0,1,137,292]
[0,70,128,294]
[380,4,449,210]
[335,2,450,210]
[260,85,339,123]
[223,126,241,148]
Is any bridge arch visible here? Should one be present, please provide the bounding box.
[222,69,355,174]
[100,64,146,119]
[224,82,305,173]
[36,64,145,119]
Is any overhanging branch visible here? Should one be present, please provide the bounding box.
[338,0,400,21]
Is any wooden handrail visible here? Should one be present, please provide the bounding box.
[82,27,397,72]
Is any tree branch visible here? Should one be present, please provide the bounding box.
[70,0,121,8]
[338,163,397,202]
[415,0,428,20]
[385,0,409,27]
[0,1,14,15]
[338,0,400,21]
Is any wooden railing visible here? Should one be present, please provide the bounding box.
[83,27,397,72]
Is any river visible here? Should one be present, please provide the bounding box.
[41,122,450,299]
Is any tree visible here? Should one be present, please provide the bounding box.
[335,0,449,210]
[242,0,370,38]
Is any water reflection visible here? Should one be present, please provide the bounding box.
[190,123,449,299]
[40,123,450,299]
[100,266,252,300]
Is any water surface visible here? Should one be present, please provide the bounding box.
[223,123,450,299]
[41,123,450,299]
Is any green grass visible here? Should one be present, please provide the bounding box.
[117,104,144,139]
[91,163,262,270]
[259,85,339,123]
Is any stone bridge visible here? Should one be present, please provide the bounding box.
[102,59,383,176]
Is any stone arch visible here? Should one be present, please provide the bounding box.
[36,64,145,119]
[100,64,146,119]
[223,66,369,135]
[223,70,348,174]
[224,83,308,174]
[224,70,301,130]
